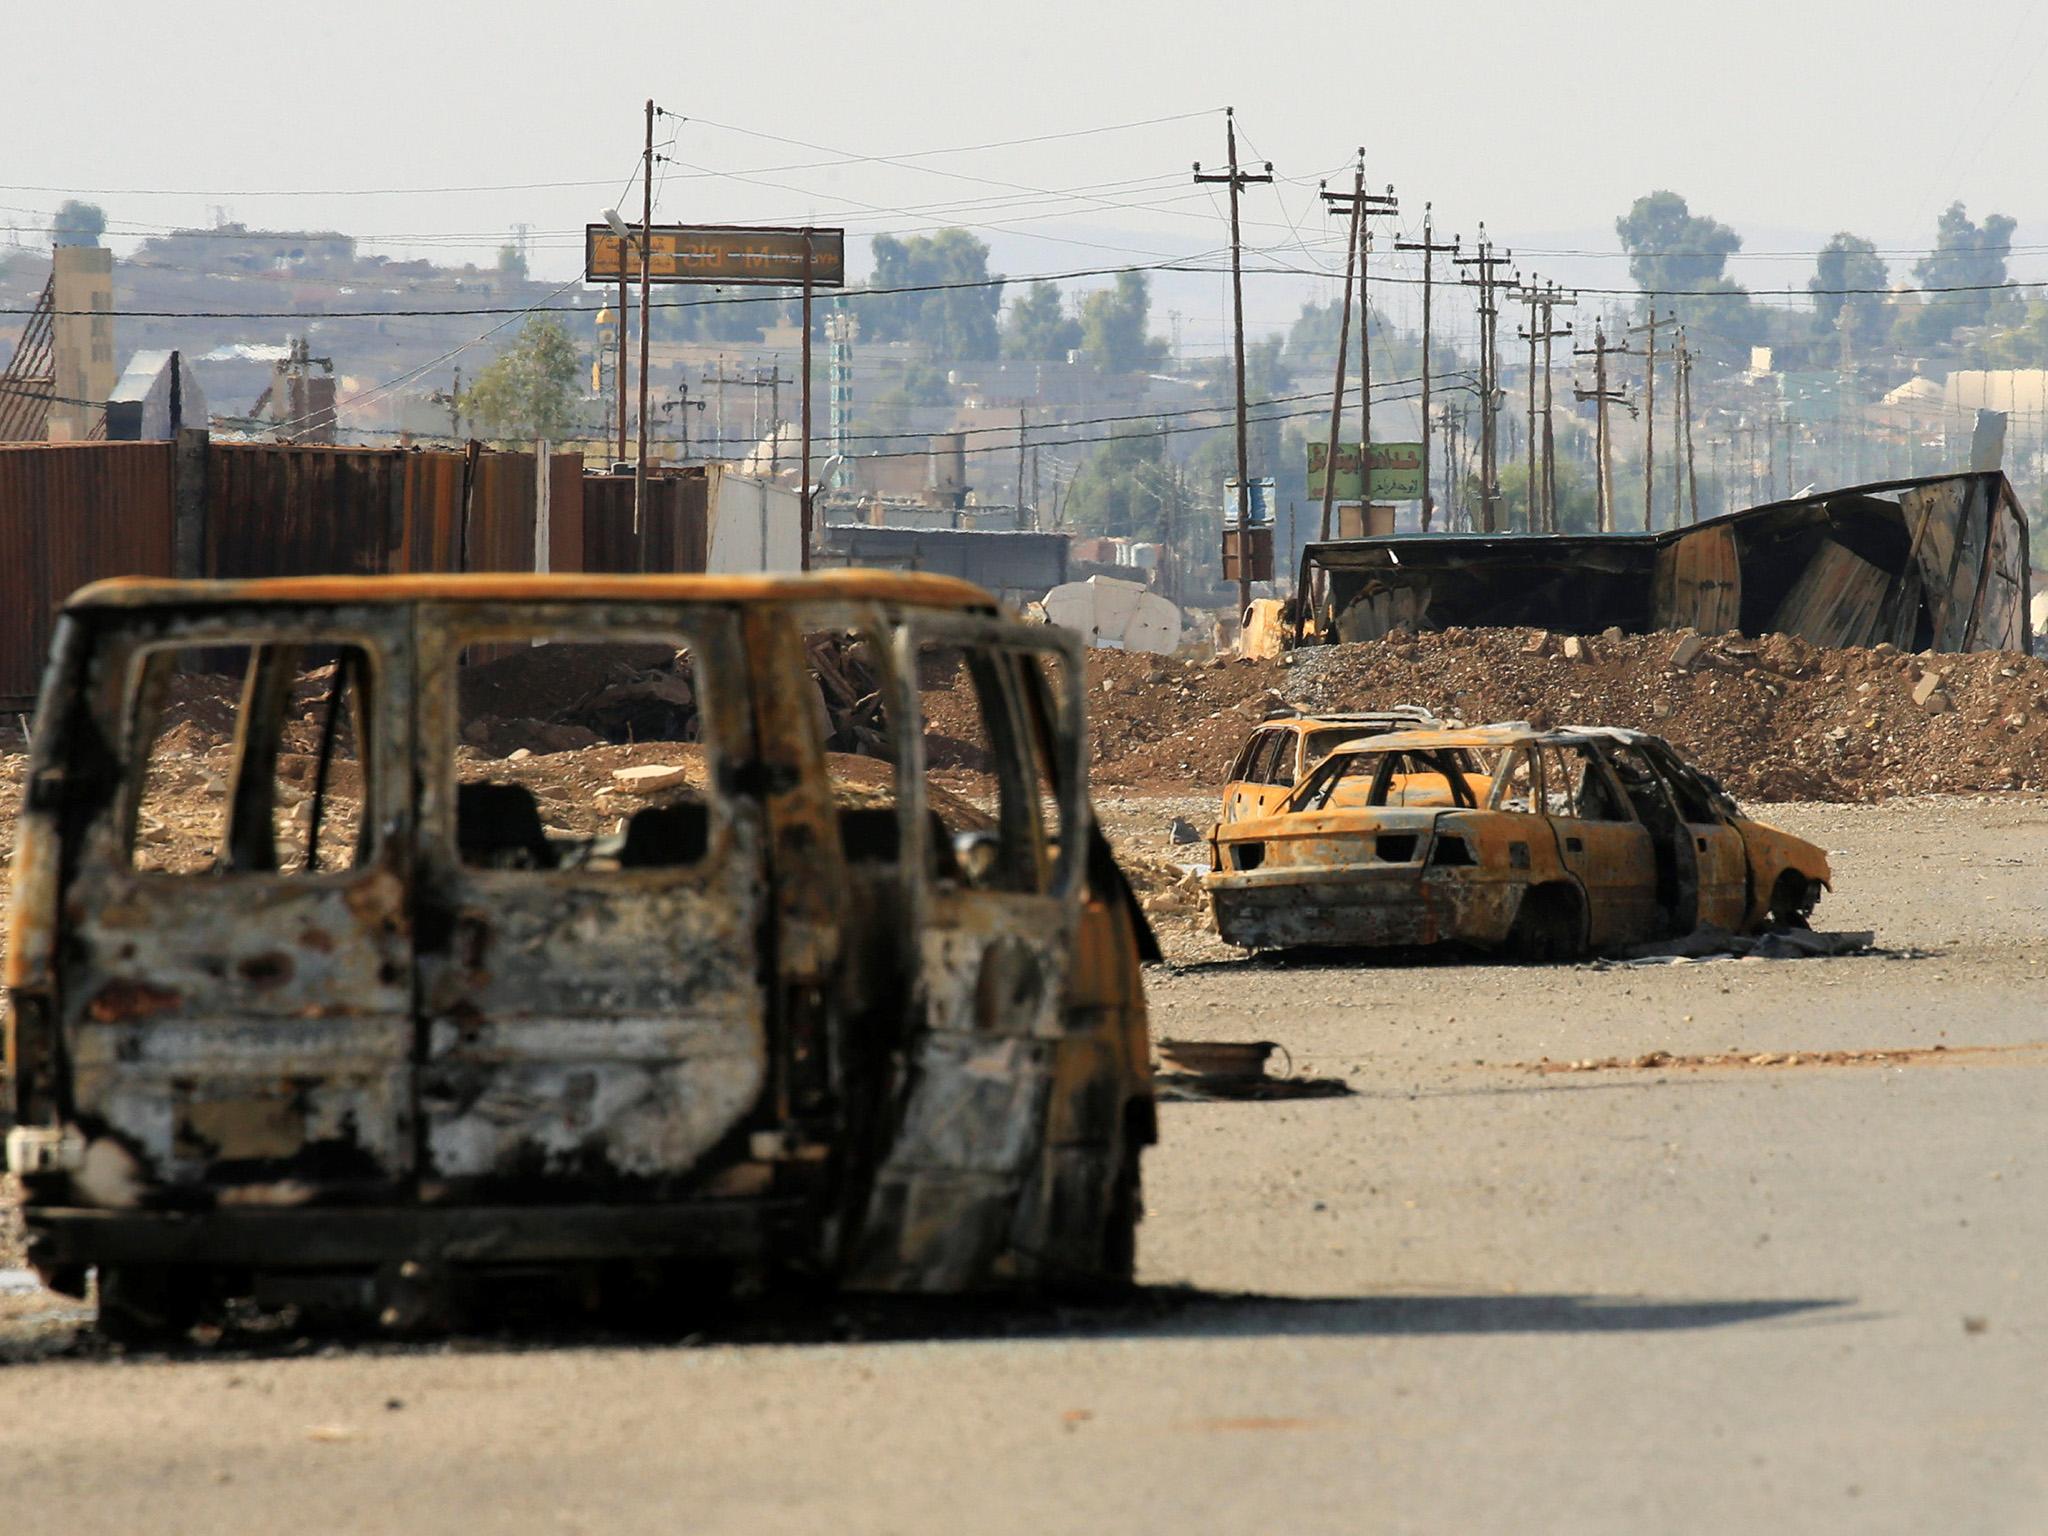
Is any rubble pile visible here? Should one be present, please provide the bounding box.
[1081,630,2048,804]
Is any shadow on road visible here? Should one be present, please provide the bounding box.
[0,1282,1851,1365]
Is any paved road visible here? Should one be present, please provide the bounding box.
[3,797,2044,1534]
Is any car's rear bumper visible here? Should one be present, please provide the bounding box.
[1206,866,1520,950]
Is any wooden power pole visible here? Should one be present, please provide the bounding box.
[1195,107,1274,625]
[1314,157,1364,548]
[1455,229,1512,531]
[1396,207,1459,533]
[1532,284,1576,531]
[1574,322,1636,533]
[1679,326,1700,523]
[634,97,655,534]
[1626,308,1672,531]
[1322,166,1398,526]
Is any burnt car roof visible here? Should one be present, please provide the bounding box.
[64,570,1002,614]
[1259,706,1443,727]
[1316,722,1664,755]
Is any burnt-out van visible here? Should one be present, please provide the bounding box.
[3,572,1155,1336]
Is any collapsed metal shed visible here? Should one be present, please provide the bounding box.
[1300,471,2032,654]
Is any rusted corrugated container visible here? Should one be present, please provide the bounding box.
[206,444,401,580]
[0,442,176,706]
[580,472,709,574]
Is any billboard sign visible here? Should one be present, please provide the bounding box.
[1306,441,1426,501]
[585,225,846,287]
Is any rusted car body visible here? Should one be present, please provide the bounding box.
[1206,725,1829,956]
[1219,707,1446,824]
[4,572,1155,1333]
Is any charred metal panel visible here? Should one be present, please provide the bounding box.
[56,603,416,1204]
[1308,472,2030,654]
[412,600,767,1198]
[1653,524,1740,633]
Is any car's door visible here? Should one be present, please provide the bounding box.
[1536,744,1660,948]
[1223,730,1284,823]
[1644,743,1749,930]
[412,601,770,1202]
[58,608,415,1205]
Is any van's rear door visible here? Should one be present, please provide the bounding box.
[58,605,416,1206]
[411,602,770,1202]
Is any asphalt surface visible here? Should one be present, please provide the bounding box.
[2,794,2044,1534]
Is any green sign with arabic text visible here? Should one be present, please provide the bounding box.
[1306,441,1425,501]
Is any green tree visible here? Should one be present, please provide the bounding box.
[495,243,529,281]
[1079,271,1166,373]
[1002,280,1082,361]
[461,317,582,441]
[1908,202,2016,343]
[858,230,1003,360]
[1811,233,1891,356]
[52,199,104,248]
[1616,191,1758,347]
[1064,426,1168,539]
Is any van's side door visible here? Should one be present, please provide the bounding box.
[848,615,1087,1289]
[411,601,771,1202]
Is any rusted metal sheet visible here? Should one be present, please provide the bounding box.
[0,442,176,707]
[206,444,402,579]
[1306,471,2030,654]
[581,472,710,573]
[1654,522,1741,632]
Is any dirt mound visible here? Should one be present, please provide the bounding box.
[1077,631,2048,805]
[1079,652,1288,789]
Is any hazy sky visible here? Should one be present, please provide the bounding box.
[8,0,2044,354]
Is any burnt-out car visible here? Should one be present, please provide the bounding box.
[3,572,1155,1335]
[1206,724,1830,958]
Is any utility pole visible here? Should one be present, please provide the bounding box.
[1015,406,1029,522]
[701,361,786,469]
[1626,308,1673,530]
[1455,229,1512,530]
[1396,207,1459,533]
[800,226,816,568]
[428,366,464,441]
[1515,277,1541,532]
[1323,172,1398,506]
[634,97,655,534]
[1314,157,1364,547]
[1194,106,1273,624]
[1532,284,1576,532]
[1574,322,1636,533]
[1437,402,1461,529]
[660,381,705,459]
[1680,327,1700,523]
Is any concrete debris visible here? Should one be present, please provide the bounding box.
[1668,633,1708,670]
[1168,816,1201,845]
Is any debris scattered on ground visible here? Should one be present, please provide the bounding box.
[1603,927,1879,966]
[1511,1043,2044,1074]
[1168,816,1200,844]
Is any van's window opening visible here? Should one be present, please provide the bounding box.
[451,633,712,873]
[127,640,375,876]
